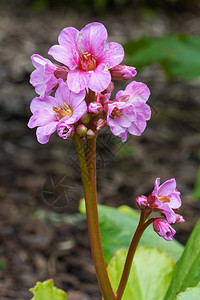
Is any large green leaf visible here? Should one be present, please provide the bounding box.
[79,200,184,264]
[164,219,200,300]
[176,282,200,300]
[107,246,175,300]
[30,279,67,300]
[124,35,200,80]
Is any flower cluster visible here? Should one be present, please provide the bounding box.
[136,178,184,241]
[28,22,151,144]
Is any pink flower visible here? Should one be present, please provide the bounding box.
[110,65,137,81]
[106,81,151,142]
[30,54,69,97]
[28,80,86,144]
[149,178,182,224]
[48,22,124,93]
[153,219,176,241]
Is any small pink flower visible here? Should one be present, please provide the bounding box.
[30,54,69,97]
[153,219,176,241]
[106,81,151,142]
[149,178,182,224]
[110,65,137,81]
[48,22,124,93]
[28,80,86,144]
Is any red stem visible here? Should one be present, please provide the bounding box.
[116,214,154,300]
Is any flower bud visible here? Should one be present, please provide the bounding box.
[96,118,107,131]
[80,112,90,124]
[87,129,96,139]
[76,125,87,137]
[110,65,137,81]
[88,102,103,114]
[102,81,114,94]
[175,214,185,224]
[136,195,148,209]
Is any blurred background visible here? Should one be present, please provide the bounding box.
[0,0,200,299]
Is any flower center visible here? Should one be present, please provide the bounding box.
[80,52,97,71]
[110,107,123,119]
[158,196,170,204]
[53,103,73,121]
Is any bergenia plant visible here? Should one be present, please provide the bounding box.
[28,22,200,300]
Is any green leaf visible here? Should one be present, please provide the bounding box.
[124,35,200,80]
[176,282,200,300]
[107,246,175,300]
[164,219,200,300]
[30,279,67,300]
[79,200,184,264]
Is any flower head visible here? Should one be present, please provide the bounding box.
[28,80,86,143]
[106,81,151,142]
[153,219,176,241]
[48,22,124,93]
[149,178,182,224]
[30,54,69,97]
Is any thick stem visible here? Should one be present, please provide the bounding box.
[73,133,115,300]
[116,214,154,300]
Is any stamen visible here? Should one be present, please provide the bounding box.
[110,107,123,119]
[80,52,97,71]
[159,196,170,204]
[53,103,73,120]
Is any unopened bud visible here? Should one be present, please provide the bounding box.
[80,112,90,124]
[76,125,87,137]
[110,65,137,81]
[96,118,107,131]
[136,195,148,209]
[87,129,95,139]
[175,214,185,224]
[88,102,103,114]
[102,81,114,94]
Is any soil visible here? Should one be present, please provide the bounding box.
[0,4,200,299]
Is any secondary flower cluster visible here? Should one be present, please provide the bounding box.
[28,22,151,144]
[136,178,184,241]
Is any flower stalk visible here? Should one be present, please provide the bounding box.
[73,132,115,300]
[116,213,154,300]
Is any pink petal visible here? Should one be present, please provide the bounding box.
[88,67,111,92]
[99,42,124,68]
[36,122,57,144]
[48,45,78,69]
[80,22,108,56]
[31,54,49,68]
[67,70,90,93]
[58,27,79,50]
[158,179,177,197]
[126,81,150,103]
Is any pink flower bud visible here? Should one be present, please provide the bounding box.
[96,118,107,131]
[76,125,87,137]
[153,219,176,241]
[110,65,137,81]
[102,81,114,94]
[136,195,148,209]
[175,214,185,224]
[88,102,103,114]
[87,129,96,139]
